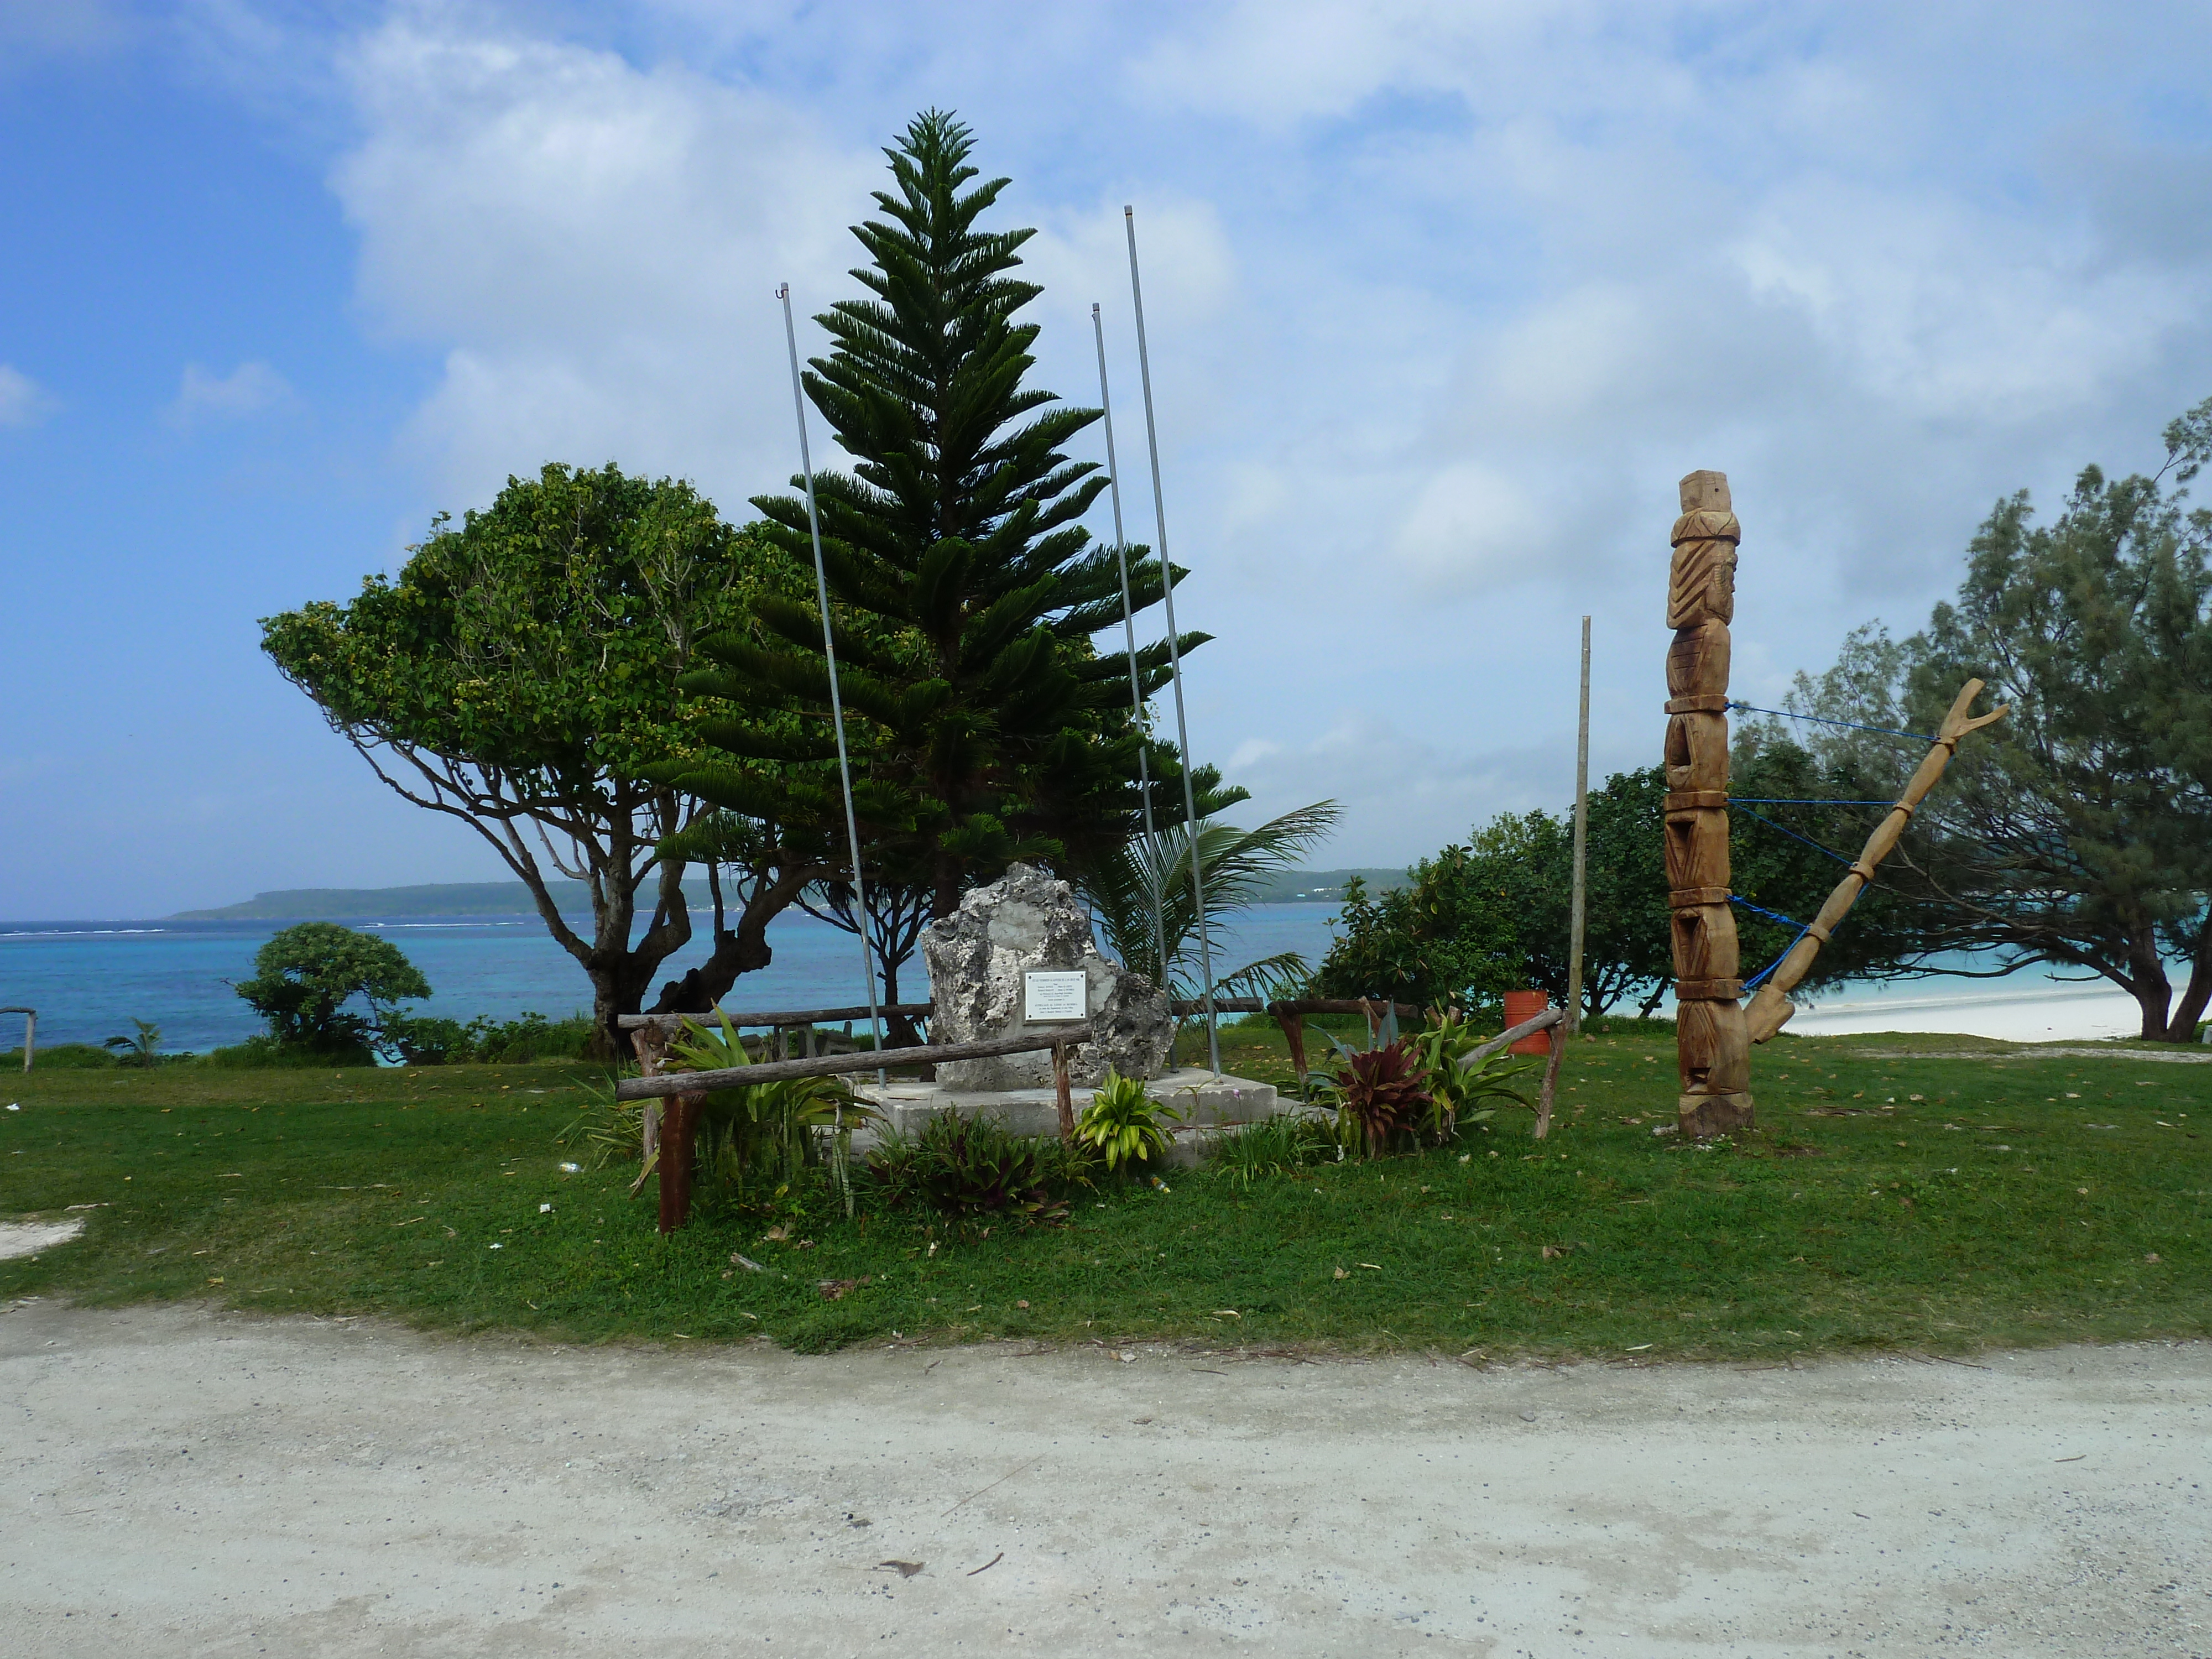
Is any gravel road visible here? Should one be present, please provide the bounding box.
[4,1300,2206,1656]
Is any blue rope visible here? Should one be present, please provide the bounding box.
[1729,701,1936,743]
[1744,926,1812,990]
[1730,797,1897,807]
[1730,895,1805,928]
[1735,805,1856,866]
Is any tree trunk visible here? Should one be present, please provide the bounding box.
[880,953,925,1049]
[692,861,820,1005]
[2124,932,2174,1041]
[2163,931,2211,1043]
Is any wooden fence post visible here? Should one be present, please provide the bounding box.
[1053,1040,1077,1139]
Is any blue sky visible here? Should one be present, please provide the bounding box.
[4,1,2210,918]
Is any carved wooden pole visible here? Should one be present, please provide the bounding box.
[1664,470,1754,1138]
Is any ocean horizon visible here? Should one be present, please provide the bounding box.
[2,903,2194,1054]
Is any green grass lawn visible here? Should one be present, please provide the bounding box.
[3,1025,2206,1359]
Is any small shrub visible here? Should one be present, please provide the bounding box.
[384,1010,593,1065]
[864,1111,1069,1225]
[667,1011,869,1207]
[1,1043,116,1070]
[1404,1010,1534,1139]
[382,1014,476,1065]
[203,1035,378,1068]
[1206,1114,1332,1187]
[1072,1068,1183,1171]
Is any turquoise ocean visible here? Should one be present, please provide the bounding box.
[0,904,1347,1055]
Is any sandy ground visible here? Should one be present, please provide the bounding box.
[3,1301,2207,1656]
[0,1217,85,1261]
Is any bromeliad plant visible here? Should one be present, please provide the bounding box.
[1322,1039,1436,1157]
[1073,1068,1183,1171]
[1404,1009,1535,1139]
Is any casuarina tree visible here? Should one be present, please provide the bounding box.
[1770,398,2212,1040]
[653,111,1204,924]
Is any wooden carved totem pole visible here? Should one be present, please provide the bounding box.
[1664,470,1754,1138]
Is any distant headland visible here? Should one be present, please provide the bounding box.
[169,868,1407,922]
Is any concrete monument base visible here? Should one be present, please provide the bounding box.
[849,1067,1290,1168]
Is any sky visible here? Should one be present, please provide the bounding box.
[3,1,2210,919]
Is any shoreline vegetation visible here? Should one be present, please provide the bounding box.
[164,870,1411,923]
[4,1020,2205,1359]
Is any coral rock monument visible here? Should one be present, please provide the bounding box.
[854,864,1281,1151]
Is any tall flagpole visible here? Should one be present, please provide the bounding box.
[1092,302,1169,985]
[779,283,884,1084]
[1124,205,1219,1077]
[1567,615,1592,1039]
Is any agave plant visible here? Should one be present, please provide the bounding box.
[1327,1039,1435,1157]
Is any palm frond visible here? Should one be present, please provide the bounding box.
[1084,799,1340,999]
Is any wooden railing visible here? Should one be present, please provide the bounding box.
[620,1020,1095,1235]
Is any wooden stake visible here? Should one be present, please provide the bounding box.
[1053,1040,1077,1138]
[1567,615,1592,1037]
[1664,471,1754,1139]
[1743,679,2007,1042]
[657,1092,702,1236]
[1532,1025,1567,1140]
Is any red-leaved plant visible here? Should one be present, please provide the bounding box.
[1332,1039,1435,1156]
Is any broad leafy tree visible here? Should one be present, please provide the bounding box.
[654,111,1202,925]
[263,464,827,1055]
[234,922,430,1056]
[1772,398,2212,1040]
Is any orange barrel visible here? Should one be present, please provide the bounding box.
[1502,989,1553,1055]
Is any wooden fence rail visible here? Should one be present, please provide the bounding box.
[621,1020,1095,1235]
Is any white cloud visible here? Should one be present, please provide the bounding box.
[0,362,54,427]
[252,1,2212,870]
[165,359,294,427]
[331,14,875,508]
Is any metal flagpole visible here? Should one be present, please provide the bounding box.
[779,283,885,1086]
[1566,615,1592,1039]
[1092,302,1169,985]
[1124,205,1220,1077]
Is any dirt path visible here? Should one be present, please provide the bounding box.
[4,1299,2206,1656]
[1851,1046,2212,1063]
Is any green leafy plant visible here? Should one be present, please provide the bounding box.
[385,1010,595,1066]
[1204,1113,1333,1188]
[102,1018,163,1068]
[1073,1068,1183,1171]
[232,922,430,1060]
[1403,1010,1535,1139]
[864,1110,1072,1225]
[667,1011,872,1207]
